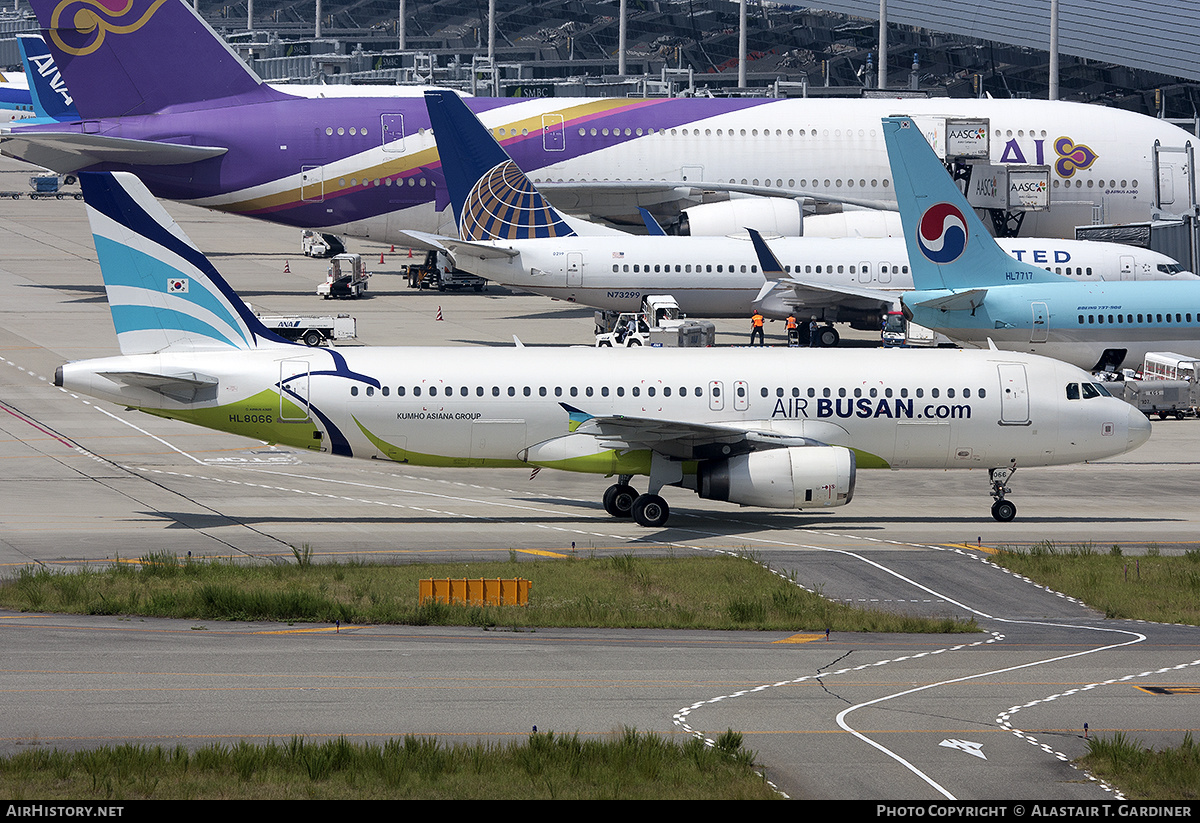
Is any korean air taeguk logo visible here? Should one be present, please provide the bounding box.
[916,203,968,264]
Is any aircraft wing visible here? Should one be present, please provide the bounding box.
[571,410,825,461]
[905,289,989,313]
[767,277,899,307]
[0,131,227,173]
[390,229,521,261]
[537,180,895,214]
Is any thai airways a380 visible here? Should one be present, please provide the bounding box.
[4,0,1196,244]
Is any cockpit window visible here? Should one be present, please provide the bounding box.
[1066,382,1080,400]
[1086,382,1111,398]
[1157,263,1186,275]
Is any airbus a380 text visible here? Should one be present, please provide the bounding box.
[55,171,1148,525]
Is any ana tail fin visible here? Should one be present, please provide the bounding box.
[423,89,576,241]
[881,116,1067,291]
[31,0,287,118]
[80,171,293,355]
[17,34,78,121]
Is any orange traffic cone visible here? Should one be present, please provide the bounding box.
[436,306,444,321]
[379,253,386,265]
[283,260,290,273]
[407,248,413,258]
[390,244,395,252]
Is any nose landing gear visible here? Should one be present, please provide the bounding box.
[989,463,1017,522]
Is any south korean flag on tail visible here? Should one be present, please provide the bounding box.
[167,278,189,294]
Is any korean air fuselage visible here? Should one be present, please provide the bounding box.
[904,281,1200,370]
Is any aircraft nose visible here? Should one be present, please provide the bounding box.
[1127,405,1152,451]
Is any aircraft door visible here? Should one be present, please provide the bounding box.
[300,165,324,203]
[1154,142,1197,217]
[733,381,749,411]
[997,364,1031,425]
[381,114,405,152]
[542,114,565,151]
[279,359,310,420]
[566,252,584,286]
[858,262,871,284]
[682,165,704,183]
[1030,302,1049,343]
[879,263,893,285]
[708,381,724,412]
[1119,255,1135,280]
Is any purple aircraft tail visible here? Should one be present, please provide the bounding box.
[29,0,288,119]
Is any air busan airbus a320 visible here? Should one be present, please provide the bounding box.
[3,0,1197,243]
[412,90,1192,337]
[56,171,1149,525]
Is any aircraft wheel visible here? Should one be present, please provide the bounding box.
[602,484,637,518]
[818,327,840,347]
[991,500,1017,522]
[631,494,670,528]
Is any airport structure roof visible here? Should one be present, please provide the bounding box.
[807,0,1200,84]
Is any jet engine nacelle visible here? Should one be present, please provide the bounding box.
[697,446,856,509]
[678,198,803,237]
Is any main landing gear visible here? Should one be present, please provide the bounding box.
[602,474,672,528]
[989,464,1017,522]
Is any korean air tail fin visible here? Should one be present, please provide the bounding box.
[17,34,78,122]
[423,89,576,241]
[80,171,294,356]
[30,0,288,119]
[881,116,1067,291]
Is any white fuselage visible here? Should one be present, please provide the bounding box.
[59,345,1148,474]
[183,97,1197,244]
[448,234,1192,318]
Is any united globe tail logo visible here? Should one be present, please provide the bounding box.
[916,203,968,264]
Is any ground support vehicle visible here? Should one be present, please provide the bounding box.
[317,253,369,299]
[595,295,716,347]
[254,312,356,347]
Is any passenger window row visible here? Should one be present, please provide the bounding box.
[1077,312,1194,325]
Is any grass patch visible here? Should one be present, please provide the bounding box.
[1079,733,1200,800]
[992,542,1200,625]
[0,729,777,799]
[0,553,977,633]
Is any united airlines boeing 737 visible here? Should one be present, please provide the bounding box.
[885,116,1200,372]
[4,0,1196,244]
[55,171,1148,524]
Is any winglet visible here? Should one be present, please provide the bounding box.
[423,89,576,241]
[80,171,294,355]
[881,116,1067,291]
[639,208,668,236]
[747,228,787,279]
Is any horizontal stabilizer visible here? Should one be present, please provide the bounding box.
[908,288,989,313]
[0,131,227,174]
[100,370,218,402]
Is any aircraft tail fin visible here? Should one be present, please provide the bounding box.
[17,34,78,121]
[80,171,294,356]
[423,89,576,241]
[881,116,1067,291]
[31,0,286,119]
